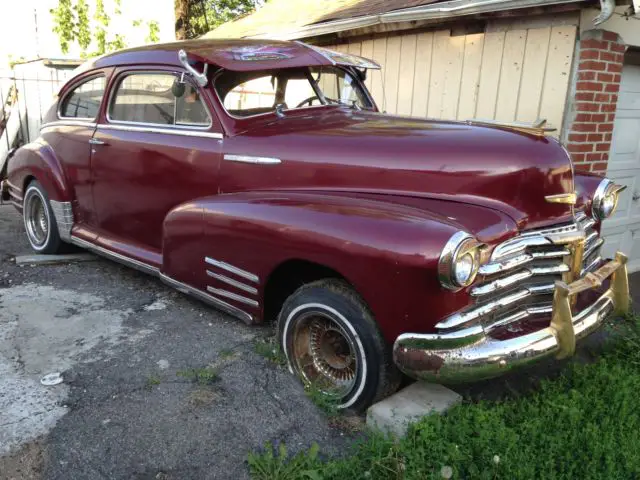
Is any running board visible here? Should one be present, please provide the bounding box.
[70,235,255,325]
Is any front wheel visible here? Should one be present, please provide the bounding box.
[277,279,399,412]
[23,180,63,254]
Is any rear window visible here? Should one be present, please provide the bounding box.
[59,76,106,119]
[109,72,211,127]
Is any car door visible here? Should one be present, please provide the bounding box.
[89,67,224,253]
[42,73,108,225]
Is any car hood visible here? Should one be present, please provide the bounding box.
[221,108,575,229]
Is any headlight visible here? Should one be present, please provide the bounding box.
[438,231,484,290]
[592,179,626,221]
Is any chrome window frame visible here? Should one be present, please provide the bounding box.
[212,65,374,121]
[106,70,214,131]
[57,74,107,122]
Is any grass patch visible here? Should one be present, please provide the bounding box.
[250,314,640,479]
[145,374,161,391]
[247,442,322,480]
[304,382,342,417]
[219,348,235,359]
[254,336,287,366]
[176,367,219,386]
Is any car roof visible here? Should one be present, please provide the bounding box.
[78,38,380,74]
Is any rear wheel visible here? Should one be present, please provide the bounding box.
[277,279,400,412]
[23,180,62,254]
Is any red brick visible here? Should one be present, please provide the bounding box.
[607,62,623,73]
[573,122,597,132]
[604,133,612,142]
[574,113,592,122]
[594,93,610,102]
[601,103,617,112]
[567,143,594,153]
[596,142,610,152]
[578,71,596,81]
[611,94,618,104]
[611,43,626,53]
[575,92,595,102]
[572,153,586,162]
[581,49,600,60]
[614,53,625,63]
[582,39,608,49]
[614,74,622,83]
[602,31,618,41]
[576,102,600,112]
[591,114,606,123]
[587,133,603,142]
[602,152,609,161]
[605,83,620,93]
[587,152,604,161]
[597,72,614,82]
[598,123,614,132]
[576,81,603,92]
[569,133,588,142]
[606,113,616,123]
[580,60,606,71]
[591,162,608,172]
[600,51,617,62]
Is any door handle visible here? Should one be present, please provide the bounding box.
[88,138,107,146]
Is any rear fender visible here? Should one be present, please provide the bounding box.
[162,191,502,343]
[7,141,71,203]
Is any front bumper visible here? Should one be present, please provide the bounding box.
[393,252,630,383]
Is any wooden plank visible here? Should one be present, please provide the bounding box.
[411,31,434,117]
[384,35,402,114]
[360,39,375,92]
[457,33,485,120]
[347,42,362,56]
[516,27,551,122]
[370,36,388,110]
[396,34,418,116]
[495,29,527,122]
[539,26,577,136]
[427,30,452,119]
[475,31,506,119]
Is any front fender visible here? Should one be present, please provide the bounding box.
[7,140,70,202]
[163,191,515,343]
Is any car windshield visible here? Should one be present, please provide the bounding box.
[214,66,373,118]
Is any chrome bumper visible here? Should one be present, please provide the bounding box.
[393,252,630,383]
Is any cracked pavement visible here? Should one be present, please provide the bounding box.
[0,204,349,479]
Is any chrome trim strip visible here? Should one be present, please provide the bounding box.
[478,248,570,276]
[50,200,73,242]
[472,265,568,297]
[526,283,556,295]
[6,180,21,192]
[485,305,553,332]
[9,190,23,201]
[9,200,22,210]
[529,264,570,275]
[223,154,281,165]
[99,124,223,139]
[582,256,602,276]
[41,120,97,131]
[160,273,253,324]
[204,257,259,283]
[206,270,258,295]
[206,286,259,307]
[70,236,160,276]
[584,237,604,259]
[490,221,583,260]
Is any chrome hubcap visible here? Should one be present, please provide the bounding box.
[25,192,48,247]
[291,312,358,397]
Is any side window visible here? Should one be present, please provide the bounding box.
[283,78,316,108]
[60,76,106,119]
[223,76,276,115]
[109,72,210,127]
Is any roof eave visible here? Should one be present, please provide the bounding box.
[251,0,587,40]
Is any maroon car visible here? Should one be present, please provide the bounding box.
[1,39,630,410]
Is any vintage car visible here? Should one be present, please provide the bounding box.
[1,39,630,411]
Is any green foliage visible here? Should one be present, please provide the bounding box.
[145,374,162,391]
[146,20,161,43]
[249,314,640,479]
[248,442,323,480]
[304,382,341,418]
[176,0,261,39]
[176,367,219,386]
[253,336,287,366]
[50,0,131,56]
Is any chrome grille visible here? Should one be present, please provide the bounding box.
[436,212,603,333]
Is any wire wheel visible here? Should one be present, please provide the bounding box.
[25,190,49,248]
[290,311,359,397]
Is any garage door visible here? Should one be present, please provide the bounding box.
[602,62,640,273]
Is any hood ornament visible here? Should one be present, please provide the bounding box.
[545,193,577,205]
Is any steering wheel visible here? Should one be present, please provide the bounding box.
[296,96,321,108]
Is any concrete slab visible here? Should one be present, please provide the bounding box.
[366,382,462,438]
[14,253,96,266]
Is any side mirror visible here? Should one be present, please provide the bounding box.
[178,49,208,87]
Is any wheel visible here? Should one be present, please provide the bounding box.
[278,279,400,412]
[23,180,63,254]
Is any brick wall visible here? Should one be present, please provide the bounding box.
[565,29,626,175]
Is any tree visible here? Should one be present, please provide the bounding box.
[174,0,260,40]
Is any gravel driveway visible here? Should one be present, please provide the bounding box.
[0,204,348,479]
